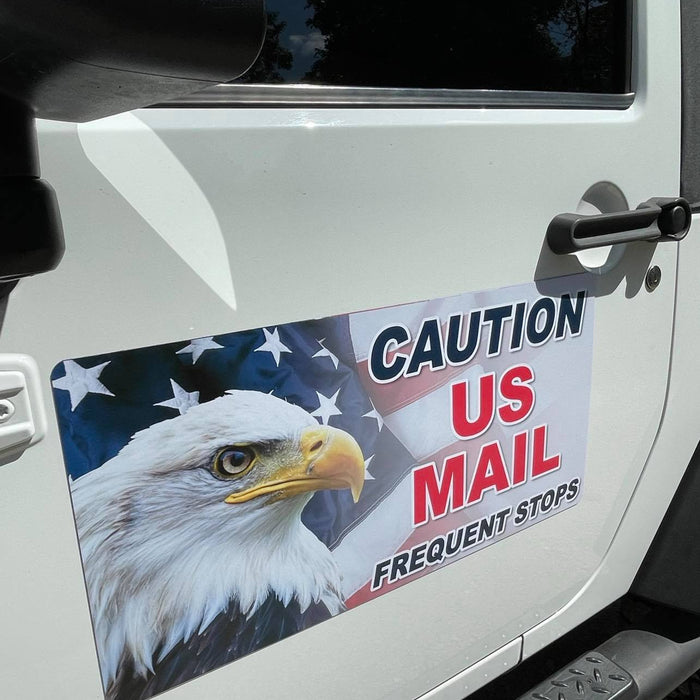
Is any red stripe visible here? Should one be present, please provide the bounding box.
[357,358,464,416]
[346,423,513,608]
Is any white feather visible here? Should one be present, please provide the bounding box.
[71,391,344,688]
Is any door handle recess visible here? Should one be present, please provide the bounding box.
[547,197,692,255]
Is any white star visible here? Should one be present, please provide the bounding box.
[154,379,200,415]
[363,400,384,431]
[310,388,342,425]
[52,360,114,411]
[176,336,224,364]
[254,327,292,367]
[312,338,339,369]
[364,455,376,481]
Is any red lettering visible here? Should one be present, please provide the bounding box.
[412,453,466,526]
[512,429,528,485]
[451,373,495,439]
[498,364,535,424]
[531,424,561,477]
[467,441,510,504]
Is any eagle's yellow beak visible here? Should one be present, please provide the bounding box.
[225,425,365,505]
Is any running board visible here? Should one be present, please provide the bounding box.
[518,630,700,700]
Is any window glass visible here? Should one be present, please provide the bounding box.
[236,0,629,93]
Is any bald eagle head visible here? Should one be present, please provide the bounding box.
[71,391,365,691]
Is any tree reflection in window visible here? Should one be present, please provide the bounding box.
[235,0,628,94]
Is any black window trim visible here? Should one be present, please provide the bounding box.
[681,0,700,210]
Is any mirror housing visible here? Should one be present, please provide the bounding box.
[0,0,265,122]
[0,0,265,284]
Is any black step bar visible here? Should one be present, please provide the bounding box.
[518,630,700,700]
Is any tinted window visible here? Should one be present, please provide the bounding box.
[236,0,629,93]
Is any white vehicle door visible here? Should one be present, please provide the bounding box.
[0,1,687,699]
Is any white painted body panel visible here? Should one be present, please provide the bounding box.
[0,1,691,698]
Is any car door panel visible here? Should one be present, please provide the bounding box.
[0,1,685,698]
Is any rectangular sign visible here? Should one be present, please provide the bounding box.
[52,275,593,700]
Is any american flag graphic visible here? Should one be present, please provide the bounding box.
[52,275,593,611]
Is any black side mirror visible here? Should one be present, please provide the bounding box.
[0,0,265,122]
[0,0,265,282]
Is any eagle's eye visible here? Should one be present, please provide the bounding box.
[213,446,256,478]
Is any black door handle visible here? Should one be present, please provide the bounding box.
[547,197,692,255]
